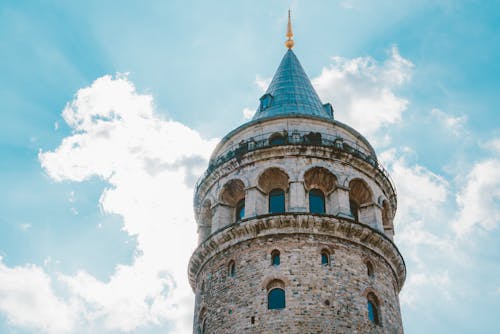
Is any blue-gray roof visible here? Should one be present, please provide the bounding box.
[252,49,333,121]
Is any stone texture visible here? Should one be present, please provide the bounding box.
[189,115,404,333]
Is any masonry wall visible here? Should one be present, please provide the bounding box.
[193,231,403,334]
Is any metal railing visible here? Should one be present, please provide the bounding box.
[195,130,397,200]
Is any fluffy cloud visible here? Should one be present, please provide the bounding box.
[454,158,500,235]
[0,74,219,333]
[380,149,457,305]
[313,46,413,141]
[0,259,77,333]
[242,107,256,120]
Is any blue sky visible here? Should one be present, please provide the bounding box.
[1,1,499,333]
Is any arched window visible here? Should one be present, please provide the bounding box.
[269,132,286,146]
[366,261,374,278]
[350,199,359,221]
[235,198,245,222]
[309,189,325,214]
[269,188,285,213]
[271,249,280,266]
[367,292,380,325]
[228,260,235,277]
[349,179,373,223]
[321,249,330,265]
[268,288,285,310]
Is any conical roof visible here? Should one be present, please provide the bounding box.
[252,49,333,121]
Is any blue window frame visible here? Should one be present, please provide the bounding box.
[268,288,285,310]
[271,250,280,266]
[269,189,285,213]
[321,251,329,265]
[260,94,273,110]
[368,300,378,324]
[236,199,245,222]
[309,189,325,214]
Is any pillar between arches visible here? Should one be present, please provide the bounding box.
[289,181,307,212]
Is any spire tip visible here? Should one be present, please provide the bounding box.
[285,9,294,49]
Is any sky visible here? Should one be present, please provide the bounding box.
[0,0,499,333]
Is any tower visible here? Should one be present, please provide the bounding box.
[189,14,405,334]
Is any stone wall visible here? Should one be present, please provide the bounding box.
[193,230,403,334]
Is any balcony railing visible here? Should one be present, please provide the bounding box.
[195,130,397,201]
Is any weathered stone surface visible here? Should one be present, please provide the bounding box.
[189,116,404,333]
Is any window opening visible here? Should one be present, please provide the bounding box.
[228,261,235,277]
[260,94,273,110]
[269,188,285,213]
[367,294,380,325]
[309,189,325,214]
[235,198,245,222]
[321,250,330,265]
[268,288,286,310]
[269,133,286,145]
[366,261,374,278]
[271,250,280,266]
[350,199,359,221]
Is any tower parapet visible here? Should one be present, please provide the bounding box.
[189,15,405,333]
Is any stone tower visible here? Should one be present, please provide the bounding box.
[189,15,405,334]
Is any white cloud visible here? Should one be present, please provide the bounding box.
[400,271,451,307]
[313,46,413,142]
[454,158,500,235]
[19,223,31,231]
[430,108,467,136]
[242,107,256,120]
[255,75,271,93]
[482,138,500,154]
[380,149,459,306]
[0,74,221,334]
[380,148,448,226]
[0,259,77,334]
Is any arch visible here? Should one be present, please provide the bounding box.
[349,178,373,204]
[269,132,287,146]
[320,249,330,266]
[349,178,373,221]
[220,179,245,206]
[309,189,326,214]
[228,260,236,278]
[269,188,285,213]
[271,249,280,266]
[258,167,289,194]
[303,166,337,194]
[266,279,285,310]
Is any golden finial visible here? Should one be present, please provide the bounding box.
[285,9,294,49]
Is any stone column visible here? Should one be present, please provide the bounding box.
[245,187,265,217]
[359,202,383,231]
[212,203,233,231]
[289,181,306,212]
[197,225,211,243]
[331,186,351,217]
